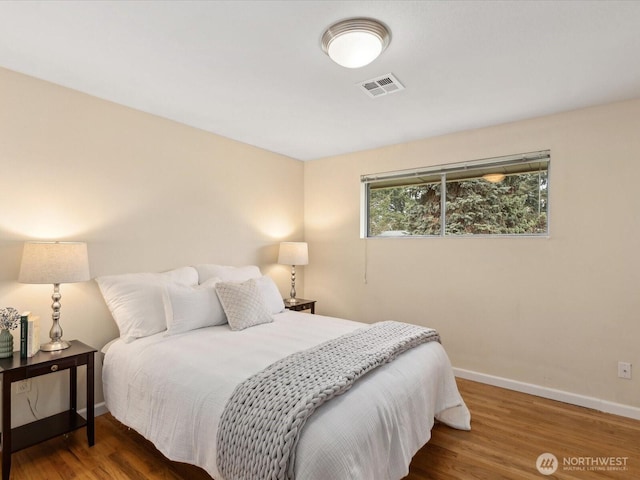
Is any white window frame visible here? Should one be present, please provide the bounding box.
[360,150,550,238]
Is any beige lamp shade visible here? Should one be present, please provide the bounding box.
[19,242,90,284]
[278,242,309,266]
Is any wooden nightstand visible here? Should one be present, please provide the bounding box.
[284,298,316,314]
[0,340,96,480]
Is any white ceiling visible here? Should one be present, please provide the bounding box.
[1,1,639,161]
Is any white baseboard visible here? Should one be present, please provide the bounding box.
[78,401,109,418]
[453,368,640,421]
[95,402,109,417]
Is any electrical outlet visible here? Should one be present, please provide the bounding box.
[16,379,31,394]
[618,362,632,380]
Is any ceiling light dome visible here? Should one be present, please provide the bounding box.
[322,18,390,69]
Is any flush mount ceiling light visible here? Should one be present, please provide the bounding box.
[321,18,390,69]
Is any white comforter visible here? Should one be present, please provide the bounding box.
[103,311,470,480]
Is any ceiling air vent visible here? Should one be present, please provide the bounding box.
[357,73,405,98]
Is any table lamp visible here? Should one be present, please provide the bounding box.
[18,241,90,351]
[277,242,308,304]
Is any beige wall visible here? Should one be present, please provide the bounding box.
[2,63,638,423]
[0,67,304,426]
[304,98,640,409]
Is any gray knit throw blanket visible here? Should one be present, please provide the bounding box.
[216,320,440,480]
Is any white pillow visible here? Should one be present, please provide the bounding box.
[254,276,285,314]
[215,279,273,331]
[164,277,226,335]
[195,264,262,284]
[96,266,198,343]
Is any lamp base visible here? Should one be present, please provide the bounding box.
[40,340,70,352]
[286,297,300,304]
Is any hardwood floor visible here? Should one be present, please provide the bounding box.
[406,379,640,479]
[9,378,640,479]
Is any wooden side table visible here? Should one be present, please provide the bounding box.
[0,340,96,480]
[284,298,316,314]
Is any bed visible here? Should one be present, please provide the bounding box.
[98,265,470,480]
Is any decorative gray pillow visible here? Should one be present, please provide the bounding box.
[215,279,273,331]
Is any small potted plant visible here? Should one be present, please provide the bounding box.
[0,307,21,358]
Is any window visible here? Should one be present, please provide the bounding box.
[361,151,549,237]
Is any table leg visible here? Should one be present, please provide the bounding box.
[2,374,12,480]
[87,353,94,446]
[69,366,77,413]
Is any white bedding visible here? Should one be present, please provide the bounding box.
[103,310,470,480]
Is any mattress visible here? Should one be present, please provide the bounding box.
[102,310,470,480]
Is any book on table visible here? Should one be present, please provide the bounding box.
[20,311,30,358]
[20,312,40,358]
[27,315,40,357]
